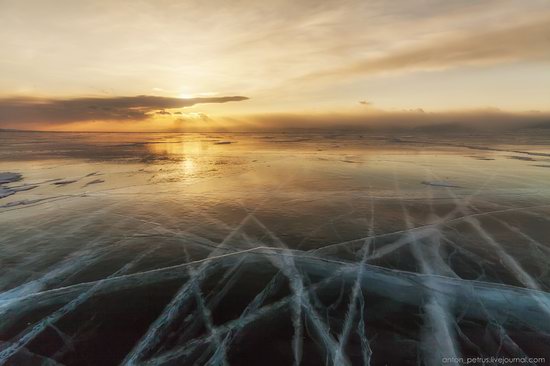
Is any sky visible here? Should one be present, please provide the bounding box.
[0,0,549,131]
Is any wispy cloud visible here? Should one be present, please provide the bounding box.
[0,95,248,127]
[298,16,550,82]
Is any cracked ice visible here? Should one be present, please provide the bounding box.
[1,131,550,365]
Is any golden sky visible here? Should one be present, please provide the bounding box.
[0,0,549,131]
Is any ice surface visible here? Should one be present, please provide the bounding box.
[0,131,550,365]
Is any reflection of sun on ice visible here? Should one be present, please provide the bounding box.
[146,140,204,176]
[147,141,204,157]
[182,158,196,175]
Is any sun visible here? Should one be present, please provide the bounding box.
[179,92,194,99]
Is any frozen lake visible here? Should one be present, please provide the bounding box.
[1,131,550,365]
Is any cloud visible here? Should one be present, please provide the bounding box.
[0,95,248,127]
[242,109,550,132]
[299,16,550,81]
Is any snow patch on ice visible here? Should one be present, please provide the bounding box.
[0,172,21,185]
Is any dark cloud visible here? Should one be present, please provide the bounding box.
[0,95,248,127]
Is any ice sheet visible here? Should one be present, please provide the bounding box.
[1,131,550,365]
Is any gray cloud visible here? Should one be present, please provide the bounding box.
[0,95,248,127]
